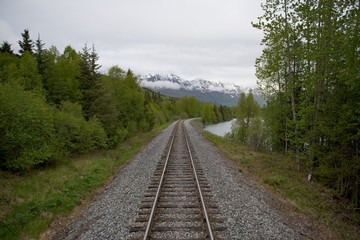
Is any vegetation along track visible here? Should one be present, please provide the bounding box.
[130,120,227,239]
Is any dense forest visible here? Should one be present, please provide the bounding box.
[0,29,233,171]
[233,0,359,208]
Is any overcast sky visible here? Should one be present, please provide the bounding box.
[0,0,265,87]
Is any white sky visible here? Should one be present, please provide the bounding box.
[0,0,265,87]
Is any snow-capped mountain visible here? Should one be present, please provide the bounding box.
[138,73,264,106]
[138,73,243,97]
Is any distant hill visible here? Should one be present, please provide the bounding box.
[138,73,265,107]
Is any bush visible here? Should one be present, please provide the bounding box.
[106,127,128,148]
[54,107,107,154]
[54,110,83,154]
[86,117,107,150]
[0,83,61,171]
[0,83,108,171]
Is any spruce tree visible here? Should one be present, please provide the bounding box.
[0,41,14,54]
[18,29,34,55]
[34,34,45,75]
[78,44,102,119]
[254,0,360,206]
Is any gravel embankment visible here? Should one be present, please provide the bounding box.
[49,119,309,239]
[50,122,177,240]
[185,119,308,239]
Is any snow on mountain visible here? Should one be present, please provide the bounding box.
[139,73,190,90]
[138,73,244,98]
[137,73,266,107]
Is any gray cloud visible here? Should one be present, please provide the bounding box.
[0,0,265,87]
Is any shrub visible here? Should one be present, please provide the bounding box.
[86,117,107,150]
[53,110,83,154]
[0,83,60,170]
[54,107,107,154]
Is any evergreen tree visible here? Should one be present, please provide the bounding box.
[0,41,14,54]
[18,29,34,55]
[78,44,102,119]
[1,34,198,171]
[254,0,360,206]
[34,34,46,76]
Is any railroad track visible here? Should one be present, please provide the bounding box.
[130,120,227,239]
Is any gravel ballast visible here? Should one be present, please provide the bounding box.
[52,122,177,240]
[185,119,307,239]
[50,119,308,239]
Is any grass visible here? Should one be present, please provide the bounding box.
[0,124,168,240]
[202,130,360,240]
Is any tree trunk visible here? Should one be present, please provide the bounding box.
[284,0,300,171]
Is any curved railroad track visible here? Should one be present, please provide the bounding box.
[130,120,226,239]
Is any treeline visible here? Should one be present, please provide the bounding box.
[232,91,264,149]
[250,0,360,207]
[0,29,232,171]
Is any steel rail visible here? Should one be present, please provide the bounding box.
[143,121,178,240]
[183,122,215,240]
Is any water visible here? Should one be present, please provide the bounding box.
[204,119,236,137]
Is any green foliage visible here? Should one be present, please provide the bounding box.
[0,41,14,54]
[8,52,43,92]
[160,99,177,121]
[202,102,217,124]
[118,70,145,133]
[34,34,45,76]
[176,96,201,118]
[85,117,108,150]
[0,52,18,83]
[147,101,166,126]
[219,105,233,121]
[263,175,288,187]
[233,91,264,149]
[78,44,102,120]
[0,28,234,172]
[263,93,291,152]
[0,83,60,171]
[54,104,107,154]
[18,29,34,55]
[0,125,166,239]
[141,104,156,131]
[254,0,360,206]
[203,129,360,239]
[101,66,145,142]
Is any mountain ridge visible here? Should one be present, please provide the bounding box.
[138,73,264,106]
